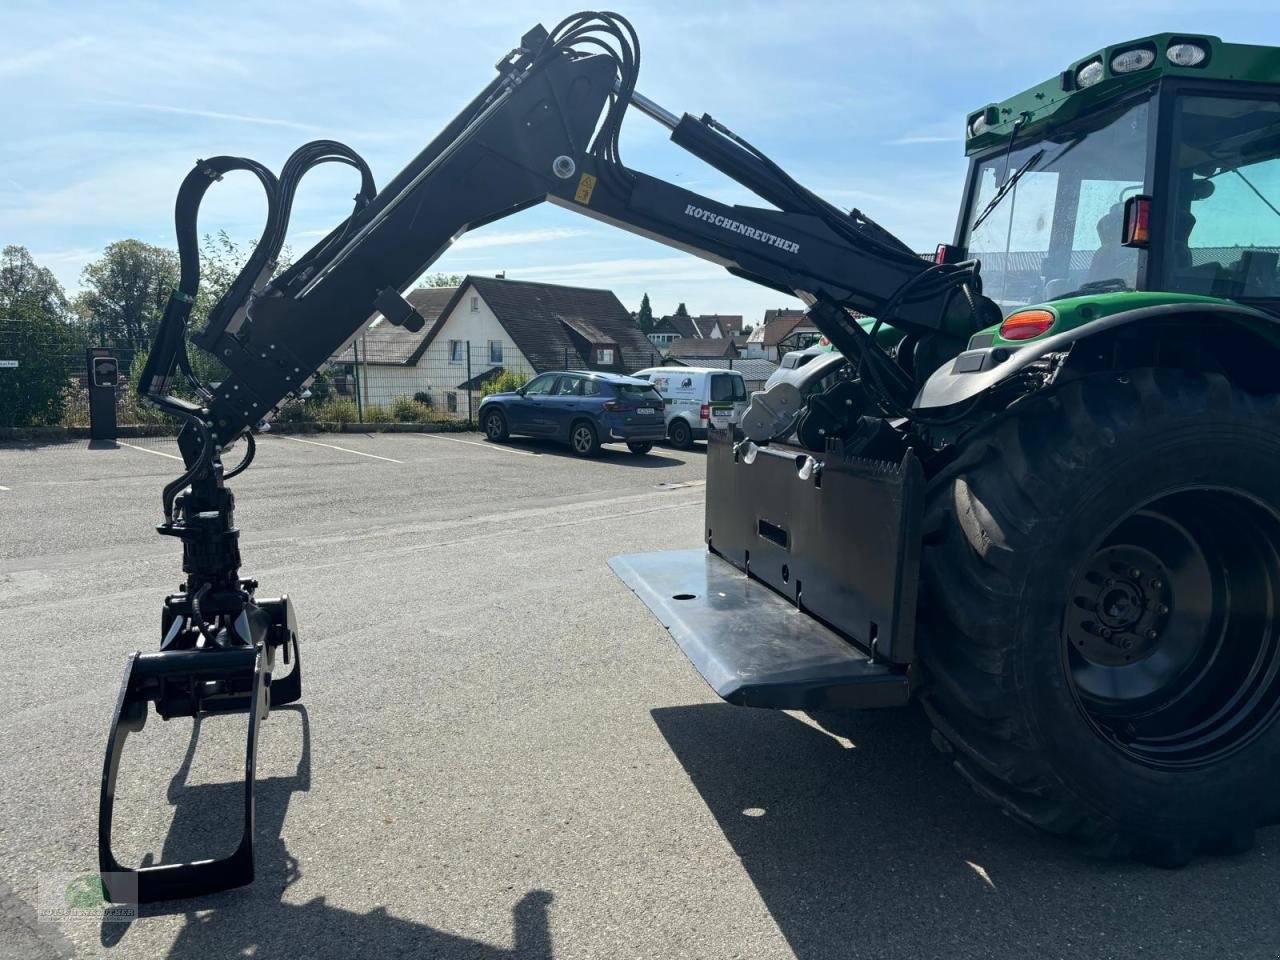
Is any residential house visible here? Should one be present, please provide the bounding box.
[646,312,743,350]
[667,336,739,360]
[334,276,661,419]
[330,286,456,401]
[646,316,685,349]
[745,308,821,360]
[698,314,743,337]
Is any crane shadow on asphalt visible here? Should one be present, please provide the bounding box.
[651,702,1280,960]
[100,704,554,959]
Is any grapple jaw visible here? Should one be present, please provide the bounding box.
[97,593,301,903]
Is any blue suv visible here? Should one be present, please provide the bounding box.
[478,371,667,456]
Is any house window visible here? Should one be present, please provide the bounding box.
[470,295,480,312]
[597,347,614,365]
[446,391,458,413]
[489,340,503,364]
[449,339,464,363]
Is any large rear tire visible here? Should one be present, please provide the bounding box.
[919,369,1280,865]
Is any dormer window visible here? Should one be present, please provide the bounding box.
[597,347,614,365]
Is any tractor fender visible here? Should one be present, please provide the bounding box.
[913,301,1280,410]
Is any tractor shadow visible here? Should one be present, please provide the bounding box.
[652,702,1280,960]
[101,705,555,959]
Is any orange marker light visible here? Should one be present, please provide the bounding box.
[999,309,1055,341]
[1123,195,1152,248]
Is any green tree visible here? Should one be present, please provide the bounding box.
[0,298,81,427]
[636,292,654,333]
[674,302,690,318]
[1,245,70,319]
[418,273,463,288]
[741,323,753,336]
[74,240,179,352]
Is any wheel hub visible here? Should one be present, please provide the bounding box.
[1066,546,1170,667]
[1061,489,1280,769]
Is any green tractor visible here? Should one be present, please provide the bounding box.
[616,33,1280,866]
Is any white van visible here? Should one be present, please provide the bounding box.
[631,366,749,449]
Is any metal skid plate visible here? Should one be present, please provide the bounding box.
[610,549,909,710]
[704,430,923,664]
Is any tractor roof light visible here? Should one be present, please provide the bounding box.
[1075,58,1105,89]
[999,309,1056,342]
[1111,47,1155,74]
[967,106,997,140]
[1167,42,1208,67]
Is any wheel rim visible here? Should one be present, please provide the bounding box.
[485,413,502,437]
[1063,488,1280,768]
[672,423,688,445]
[573,425,593,452]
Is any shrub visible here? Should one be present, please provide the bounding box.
[412,390,434,408]
[480,368,530,399]
[272,400,311,424]
[313,398,359,423]
[361,402,393,423]
[390,395,432,422]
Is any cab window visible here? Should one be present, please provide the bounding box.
[554,376,583,396]
[1168,94,1280,299]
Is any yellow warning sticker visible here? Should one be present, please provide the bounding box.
[574,172,597,205]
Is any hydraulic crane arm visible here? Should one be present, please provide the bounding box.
[142,13,983,446]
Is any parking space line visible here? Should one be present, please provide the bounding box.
[274,434,403,463]
[0,485,9,491]
[413,434,541,457]
[116,441,183,461]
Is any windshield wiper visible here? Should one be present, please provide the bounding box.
[970,148,1045,234]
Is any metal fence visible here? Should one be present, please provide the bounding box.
[1,321,768,429]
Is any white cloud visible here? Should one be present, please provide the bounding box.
[90,100,322,132]
[453,227,593,250]
[0,37,92,76]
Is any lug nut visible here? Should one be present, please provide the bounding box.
[1158,604,1168,615]
[1130,568,1141,579]
[1100,627,1112,639]
[1151,579,1162,590]
[1146,629,1158,640]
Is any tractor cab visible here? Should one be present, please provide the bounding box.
[958,35,1280,318]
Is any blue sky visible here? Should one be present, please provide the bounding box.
[2,0,1276,324]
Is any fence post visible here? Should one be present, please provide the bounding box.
[466,341,473,427]
[353,337,364,423]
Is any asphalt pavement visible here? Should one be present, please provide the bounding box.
[1,431,1278,960]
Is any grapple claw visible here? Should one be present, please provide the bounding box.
[97,594,301,903]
